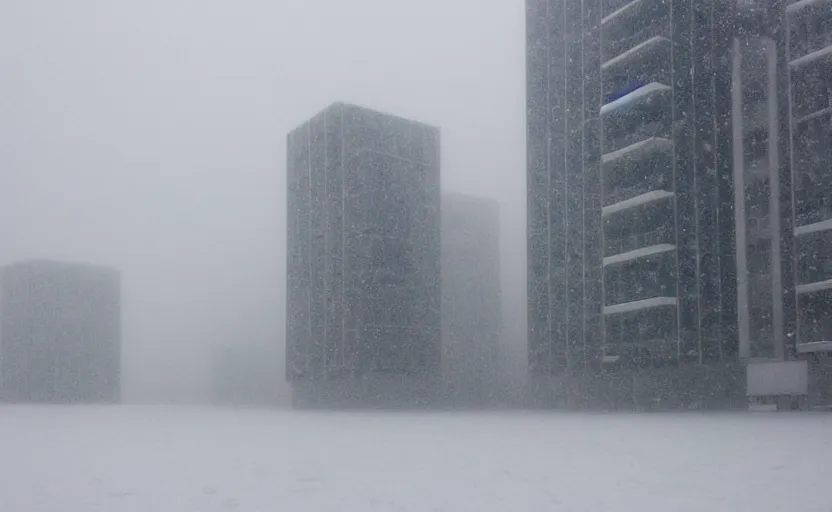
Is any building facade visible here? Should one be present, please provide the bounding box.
[526,0,832,408]
[441,193,502,405]
[731,1,795,362]
[783,0,832,403]
[286,103,441,406]
[527,0,742,408]
[0,260,121,403]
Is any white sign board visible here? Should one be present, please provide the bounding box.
[746,360,808,396]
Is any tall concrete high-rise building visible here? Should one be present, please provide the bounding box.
[0,260,121,403]
[781,0,832,403]
[441,193,502,405]
[526,0,832,408]
[526,0,742,408]
[286,102,441,406]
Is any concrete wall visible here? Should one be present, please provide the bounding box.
[291,374,443,409]
[529,362,747,411]
[286,103,441,384]
[807,354,832,408]
[1,260,121,403]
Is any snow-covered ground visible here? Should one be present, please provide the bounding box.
[0,406,829,512]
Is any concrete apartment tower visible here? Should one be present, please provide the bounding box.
[0,260,121,403]
[286,102,441,407]
[526,0,832,409]
[441,193,502,406]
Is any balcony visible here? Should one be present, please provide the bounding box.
[796,278,832,295]
[601,0,670,63]
[603,296,677,316]
[787,0,832,16]
[795,217,832,237]
[790,44,832,69]
[602,189,674,217]
[602,36,671,104]
[603,243,676,267]
[602,83,672,153]
[788,1,832,66]
[601,82,671,116]
[602,136,673,166]
[604,218,675,257]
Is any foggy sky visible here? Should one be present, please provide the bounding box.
[0,0,526,402]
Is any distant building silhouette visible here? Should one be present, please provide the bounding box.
[286,102,441,407]
[0,260,121,403]
[441,193,502,406]
[211,345,281,406]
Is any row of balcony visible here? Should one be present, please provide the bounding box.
[601,1,677,328]
[788,0,832,323]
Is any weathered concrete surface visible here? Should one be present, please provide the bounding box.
[529,363,747,411]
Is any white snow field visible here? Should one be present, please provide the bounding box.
[0,406,829,512]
